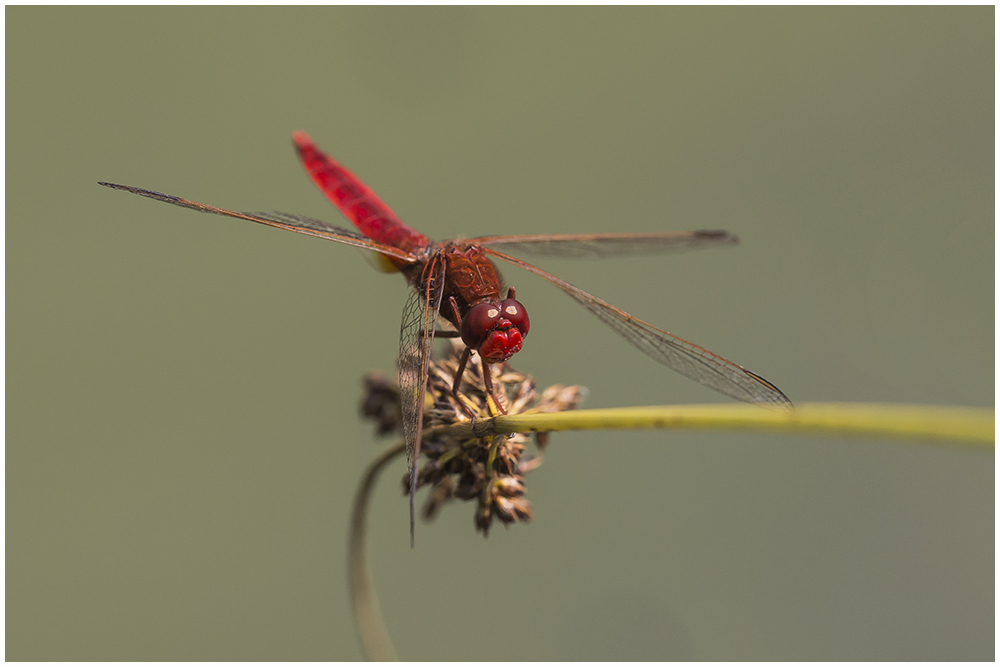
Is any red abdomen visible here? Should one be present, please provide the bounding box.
[293,131,429,259]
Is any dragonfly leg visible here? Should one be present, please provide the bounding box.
[451,346,479,421]
[480,358,507,416]
[447,296,464,329]
[446,295,480,419]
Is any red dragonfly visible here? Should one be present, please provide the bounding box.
[101,131,790,544]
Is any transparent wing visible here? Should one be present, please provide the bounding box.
[398,256,446,546]
[484,248,792,408]
[98,182,418,263]
[243,210,362,236]
[471,230,738,259]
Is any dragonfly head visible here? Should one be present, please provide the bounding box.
[460,289,530,364]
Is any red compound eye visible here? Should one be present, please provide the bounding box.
[461,302,502,350]
[500,298,529,337]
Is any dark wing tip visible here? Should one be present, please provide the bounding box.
[694,229,740,244]
[98,182,183,204]
[743,369,793,409]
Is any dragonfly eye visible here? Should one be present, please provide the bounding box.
[500,298,529,337]
[461,302,502,350]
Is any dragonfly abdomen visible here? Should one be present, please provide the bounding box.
[293,131,429,261]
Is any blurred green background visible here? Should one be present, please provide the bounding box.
[7,7,993,660]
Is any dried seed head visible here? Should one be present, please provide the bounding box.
[494,475,526,496]
[359,371,404,437]
[359,340,585,536]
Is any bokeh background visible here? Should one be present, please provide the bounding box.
[7,7,993,660]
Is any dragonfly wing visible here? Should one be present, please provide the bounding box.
[485,248,792,408]
[471,230,738,259]
[398,256,446,546]
[243,210,365,236]
[98,182,418,263]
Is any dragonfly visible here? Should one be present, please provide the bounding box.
[100,131,791,545]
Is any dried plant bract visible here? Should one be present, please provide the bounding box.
[360,340,585,536]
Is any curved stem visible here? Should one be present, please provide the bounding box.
[348,442,405,661]
[344,401,991,658]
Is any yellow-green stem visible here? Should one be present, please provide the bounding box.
[348,442,404,661]
[431,403,994,447]
[348,401,991,658]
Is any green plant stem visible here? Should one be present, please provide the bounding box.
[348,441,405,661]
[434,403,994,447]
[348,401,991,658]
